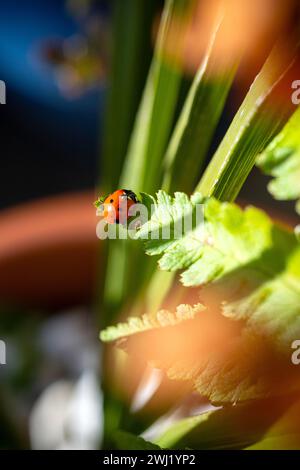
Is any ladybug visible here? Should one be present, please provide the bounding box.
[94,189,138,225]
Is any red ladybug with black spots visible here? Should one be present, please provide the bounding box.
[94,189,138,225]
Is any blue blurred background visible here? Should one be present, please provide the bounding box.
[0,0,108,209]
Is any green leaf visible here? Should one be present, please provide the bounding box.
[196,41,300,202]
[137,7,240,317]
[113,431,161,450]
[246,398,300,450]
[100,306,300,403]
[102,0,193,324]
[247,434,300,450]
[100,303,205,342]
[156,396,297,449]
[137,191,272,278]
[219,247,300,350]
[100,191,300,403]
[120,0,190,195]
[162,11,238,194]
[100,300,300,403]
[257,106,300,215]
[101,0,160,192]
[136,191,300,351]
[142,38,300,325]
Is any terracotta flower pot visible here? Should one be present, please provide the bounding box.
[0,191,297,312]
[0,191,98,310]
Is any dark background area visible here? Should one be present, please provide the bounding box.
[0,0,296,220]
[0,0,107,210]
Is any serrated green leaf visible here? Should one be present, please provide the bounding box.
[100,301,300,404]
[100,303,205,342]
[257,106,300,215]
[220,254,300,350]
[135,191,300,352]
[135,191,293,283]
[101,191,300,402]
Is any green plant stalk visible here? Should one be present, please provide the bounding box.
[132,39,300,441]
[101,7,300,449]
[100,0,159,193]
[101,0,193,448]
[134,13,240,316]
[119,0,189,194]
[162,14,238,194]
[99,0,160,449]
[145,39,300,317]
[197,41,300,200]
[95,0,160,330]
[102,0,191,326]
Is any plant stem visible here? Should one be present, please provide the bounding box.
[102,0,190,325]
[197,40,300,201]
[162,11,238,194]
[100,0,159,193]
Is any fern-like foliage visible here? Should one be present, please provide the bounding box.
[101,193,300,403]
[101,300,300,403]
[100,303,205,342]
[257,106,300,216]
[137,191,300,349]
[138,192,278,285]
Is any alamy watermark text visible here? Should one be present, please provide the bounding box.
[0,340,6,365]
[0,80,6,104]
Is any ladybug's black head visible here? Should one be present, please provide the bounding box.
[122,189,138,202]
